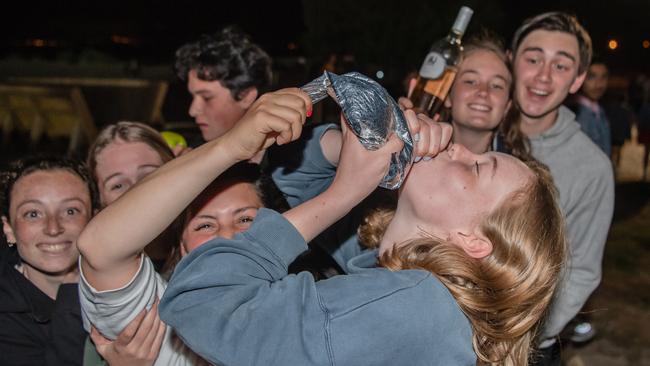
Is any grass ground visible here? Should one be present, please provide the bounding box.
[562,182,650,365]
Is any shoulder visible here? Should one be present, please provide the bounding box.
[318,268,460,320]
[318,268,474,364]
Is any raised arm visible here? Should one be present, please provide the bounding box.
[77,89,311,291]
[159,110,455,366]
[284,119,403,242]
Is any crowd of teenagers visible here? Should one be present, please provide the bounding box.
[1,11,615,366]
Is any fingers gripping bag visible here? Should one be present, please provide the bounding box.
[301,71,414,189]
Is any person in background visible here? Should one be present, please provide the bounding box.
[402,32,531,160]
[78,160,289,366]
[444,34,514,154]
[0,156,96,366]
[87,121,177,273]
[568,58,612,156]
[637,101,650,180]
[603,89,633,171]
[174,26,272,154]
[503,12,615,365]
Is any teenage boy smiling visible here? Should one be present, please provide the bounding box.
[507,12,614,365]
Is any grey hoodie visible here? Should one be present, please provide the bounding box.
[529,106,614,339]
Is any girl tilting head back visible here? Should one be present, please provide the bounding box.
[79,88,567,365]
[377,156,565,365]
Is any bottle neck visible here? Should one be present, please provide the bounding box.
[447,30,463,44]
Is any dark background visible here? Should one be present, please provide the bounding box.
[2,1,648,70]
[1,0,648,121]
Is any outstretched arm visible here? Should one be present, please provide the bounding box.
[77,89,311,291]
[159,110,454,366]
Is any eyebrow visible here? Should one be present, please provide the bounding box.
[459,69,479,77]
[522,47,576,63]
[556,51,577,63]
[193,206,260,220]
[15,199,42,211]
[460,69,510,84]
[491,156,498,180]
[137,164,161,173]
[190,89,214,96]
[233,206,261,215]
[102,172,122,186]
[102,164,160,186]
[15,197,87,211]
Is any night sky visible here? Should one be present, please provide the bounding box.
[1,0,649,79]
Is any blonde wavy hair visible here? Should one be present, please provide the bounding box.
[359,160,566,365]
[87,121,174,183]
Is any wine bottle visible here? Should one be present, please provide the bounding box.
[409,6,473,117]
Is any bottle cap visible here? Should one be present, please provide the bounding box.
[452,6,473,35]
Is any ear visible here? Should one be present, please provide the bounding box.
[452,231,493,259]
[569,71,587,95]
[506,50,514,64]
[237,87,259,109]
[2,216,16,244]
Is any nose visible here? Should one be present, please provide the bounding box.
[476,82,489,97]
[189,97,200,118]
[535,62,552,83]
[220,223,247,240]
[219,225,236,240]
[44,216,64,236]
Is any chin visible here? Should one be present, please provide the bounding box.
[36,263,77,277]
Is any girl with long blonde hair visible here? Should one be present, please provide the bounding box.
[79,88,566,365]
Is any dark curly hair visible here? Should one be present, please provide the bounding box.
[1,155,99,218]
[175,26,273,100]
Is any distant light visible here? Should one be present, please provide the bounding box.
[608,39,618,50]
[29,39,45,47]
[376,70,385,79]
[643,40,650,49]
[24,39,58,47]
[111,35,133,45]
[287,42,297,50]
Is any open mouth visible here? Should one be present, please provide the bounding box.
[468,103,491,112]
[529,87,550,96]
[38,242,72,254]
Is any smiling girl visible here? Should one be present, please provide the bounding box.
[0,156,97,366]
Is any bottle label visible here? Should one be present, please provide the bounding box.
[419,52,446,79]
[423,67,457,99]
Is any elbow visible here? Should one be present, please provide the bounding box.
[76,227,91,259]
[76,224,104,270]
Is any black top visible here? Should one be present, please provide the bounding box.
[0,244,85,366]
